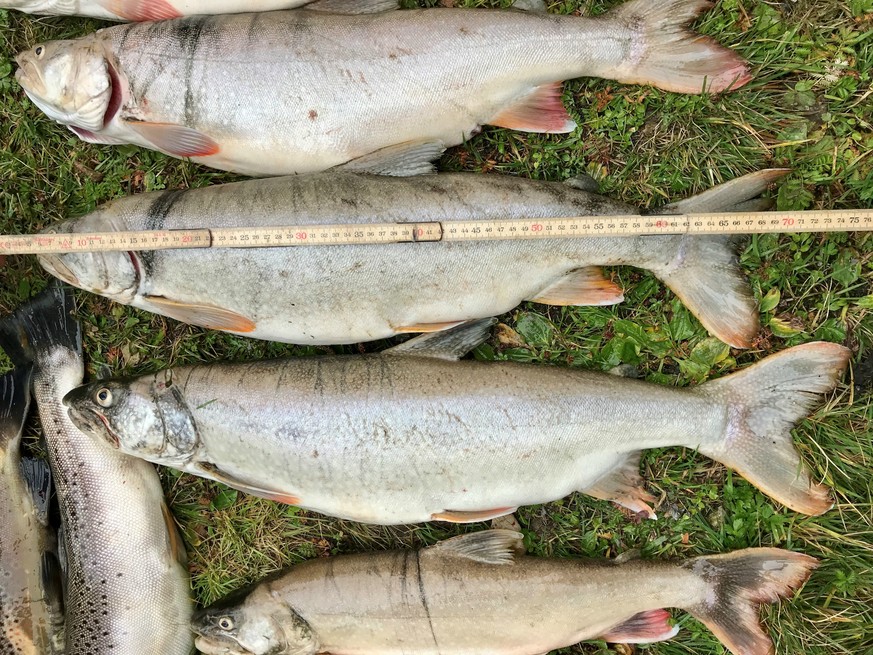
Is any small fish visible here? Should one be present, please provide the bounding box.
[0,284,194,655]
[0,0,393,21]
[191,529,818,655]
[37,169,786,349]
[14,0,750,176]
[64,319,849,525]
[0,367,64,655]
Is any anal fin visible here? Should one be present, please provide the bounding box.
[432,507,516,523]
[602,609,679,644]
[123,120,220,158]
[197,462,301,506]
[582,451,656,519]
[489,83,576,133]
[528,267,624,306]
[142,296,256,333]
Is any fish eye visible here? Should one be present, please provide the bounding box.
[217,616,235,631]
[95,388,113,408]
[35,46,44,58]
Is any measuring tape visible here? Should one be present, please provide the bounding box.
[2,208,871,255]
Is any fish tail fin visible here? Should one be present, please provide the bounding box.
[649,170,790,348]
[0,283,82,368]
[696,342,850,515]
[683,548,818,655]
[0,366,32,452]
[606,0,750,93]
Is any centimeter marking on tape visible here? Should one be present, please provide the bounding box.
[1,209,871,255]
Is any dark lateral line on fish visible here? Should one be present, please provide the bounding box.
[2,209,872,254]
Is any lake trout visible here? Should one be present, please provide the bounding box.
[1,0,395,21]
[0,284,194,655]
[0,367,64,655]
[37,169,785,349]
[191,529,818,655]
[63,319,849,525]
[13,0,750,176]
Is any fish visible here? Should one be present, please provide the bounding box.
[63,318,850,525]
[0,284,194,655]
[0,0,396,21]
[0,366,64,655]
[191,529,819,655]
[14,0,751,176]
[36,169,787,349]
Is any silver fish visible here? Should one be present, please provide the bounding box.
[14,0,750,176]
[0,367,64,655]
[191,529,818,655]
[64,319,849,525]
[0,285,193,655]
[37,169,786,349]
[0,0,395,21]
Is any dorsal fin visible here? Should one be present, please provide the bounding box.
[384,318,495,360]
[424,530,524,565]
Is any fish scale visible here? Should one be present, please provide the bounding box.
[0,287,193,655]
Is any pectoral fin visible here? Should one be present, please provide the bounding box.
[601,609,679,644]
[197,462,301,506]
[123,120,220,158]
[489,83,576,133]
[385,318,495,360]
[142,296,256,333]
[424,529,524,565]
[101,0,182,20]
[582,451,656,519]
[528,267,624,306]
[432,507,516,523]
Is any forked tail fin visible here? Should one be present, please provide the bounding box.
[683,548,818,655]
[696,342,851,515]
[606,0,751,93]
[0,366,32,452]
[0,283,81,368]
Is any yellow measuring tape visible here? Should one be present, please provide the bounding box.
[2,209,871,255]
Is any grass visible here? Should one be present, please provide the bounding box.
[0,1,871,654]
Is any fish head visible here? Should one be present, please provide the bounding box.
[38,211,140,303]
[15,38,119,132]
[193,585,319,655]
[63,371,199,466]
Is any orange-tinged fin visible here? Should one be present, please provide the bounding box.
[489,83,576,133]
[582,451,656,519]
[393,320,466,334]
[161,501,188,565]
[607,0,750,94]
[432,507,516,523]
[103,0,182,21]
[142,296,256,333]
[602,609,679,644]
[683,548,818,655]
[124,120,219,158]
[528,267,624,306]
[197,462,301,506]
[696,342,849,516]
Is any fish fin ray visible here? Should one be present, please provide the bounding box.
[40,551,66,631]
[489,83,576,133]
[20,456,52,524]
[425,529,524,565]
[161,501,188,566]
[68,125,130,145]
[582,451,656,519]
[385,318,495,360]
[338,140,445,177]
[305,0,399,14]
[392,321,466,334]
[607,0,750,94]
[197,462,301,505]
[696,342,849,515]
[601,609,679,644]
[141,296,256,333]
[101,0,182,21]
[0,282,81,367]
[432,507,516,523]
[528,267,624,306]
[563,174,600,193]
[123,120,219,158]
[656,169,790,215]
[0,366,32,452]
[683,548,818,655]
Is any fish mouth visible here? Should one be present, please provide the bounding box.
[65,403,120,449]
[14,57,44,95]
[193,635,253,655]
